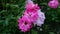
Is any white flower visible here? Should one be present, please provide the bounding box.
[34,10,45,26]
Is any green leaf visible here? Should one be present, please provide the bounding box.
[49,32,55,34]
[31,29,38,34]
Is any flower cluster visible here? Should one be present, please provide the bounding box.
[18,0,45,32]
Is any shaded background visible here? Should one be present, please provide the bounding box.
[0,0,60,34]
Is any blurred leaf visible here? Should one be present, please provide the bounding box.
[31,29,38,34]
[49,32,55,34]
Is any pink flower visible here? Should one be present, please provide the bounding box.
[26,0,33,4]
[19,23,31,32]
[24,0,40,22]
[53,0,58,1]
[48,0,59,8]
[26,4,40,11]
[18,16,32,32]
[34,10,45,26]
[25,0,34,9]
[24,10,38,22]
[25,0,40,11]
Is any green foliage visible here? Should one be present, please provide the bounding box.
[0,0,60,34]
[0,0,25,34]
